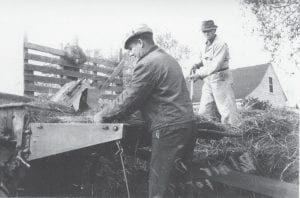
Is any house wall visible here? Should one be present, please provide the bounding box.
[247,66,287,107]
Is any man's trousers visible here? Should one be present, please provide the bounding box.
[198,70,240,125]
[148,123,196,198]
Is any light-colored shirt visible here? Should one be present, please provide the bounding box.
[196,35,230,78]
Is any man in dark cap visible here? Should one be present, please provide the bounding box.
[94,24,195,197]
[189,20,240,126]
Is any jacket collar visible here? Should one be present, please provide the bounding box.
[206,34,217,46]
[138,45,158,62]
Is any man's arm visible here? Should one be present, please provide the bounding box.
[94,63,156,122]
[192,61,204,70]
[196,42,229,78]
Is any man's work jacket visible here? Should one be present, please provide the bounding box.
[196,35,230,79]
[101,46,194,131]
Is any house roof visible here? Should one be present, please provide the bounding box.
[187,63,272,102]
[232,63,270,99]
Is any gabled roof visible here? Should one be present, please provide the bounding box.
[187,63,272,102]
[232,63,270,99]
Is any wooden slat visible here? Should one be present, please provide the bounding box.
[24,42,65,56]
[24,42,118,67]
[23,42,123,96]
[26,53,76,67]
[82,64,114,76]
[96,59,125,91]
[24,74,72,85]
[25,64,109,82]
[93,80,123,88]
[87,56,118,68]
[24,84,59,94]
[0,102,74,114]
[195,166,299,198]
[26,53,114,75]
[0,92,35,103]
[25,74,122,93]
[24,38,34,96]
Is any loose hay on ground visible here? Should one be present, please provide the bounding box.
[194,107,299,184]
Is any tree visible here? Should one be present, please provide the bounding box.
[155,32,191,66]
[240,0,300,73]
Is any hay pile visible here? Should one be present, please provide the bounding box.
[194,107,299,184]
[68,107,298,196]
[17,99,298,196]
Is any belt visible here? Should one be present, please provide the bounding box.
[202,67,229,80]
[212,67,229,74]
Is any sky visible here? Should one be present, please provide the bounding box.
[0,0,298,105]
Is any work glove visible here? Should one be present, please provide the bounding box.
[93,106,117,123]
[93,111,105,123]
[192,62,204,70]
[189,62,203,81]
[93,108,111,123]
[188,73,202,82]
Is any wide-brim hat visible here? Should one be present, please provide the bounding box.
[124,24,153,49]
[201,20,218,31]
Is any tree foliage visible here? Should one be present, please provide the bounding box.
[155,32,191,64]
[240,0,300,71]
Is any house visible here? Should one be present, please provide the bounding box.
[189,63,287,107]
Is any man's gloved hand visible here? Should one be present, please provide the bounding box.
[188,73,202,82]
[191,64,198,71]
[192,62,204,70]
[93,111,105,123]
[188,62,204,82]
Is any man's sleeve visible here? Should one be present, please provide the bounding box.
[196,42,229,78]
[100,63,156,122]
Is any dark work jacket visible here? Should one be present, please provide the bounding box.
[101,46,194,132]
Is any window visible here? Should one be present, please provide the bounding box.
[269,77,273,93]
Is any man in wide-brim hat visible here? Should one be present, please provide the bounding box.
[201,19,218,31]
[94,24,196,197]
[189,20,240,126]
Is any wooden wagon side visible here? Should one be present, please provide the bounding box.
[23,36,123,100]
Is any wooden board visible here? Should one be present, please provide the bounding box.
[24,74,72,85]
[24,39,34,96]
[0,92,34,104]
[24,84,59,94]
[25,64,108,82]
[25,42,65,56]
[23,41,123,99]
[26,53,114,75]
[195,166,299,198]
[25,42,117,68]
[28,123,124,160]
[24,76,122,93]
